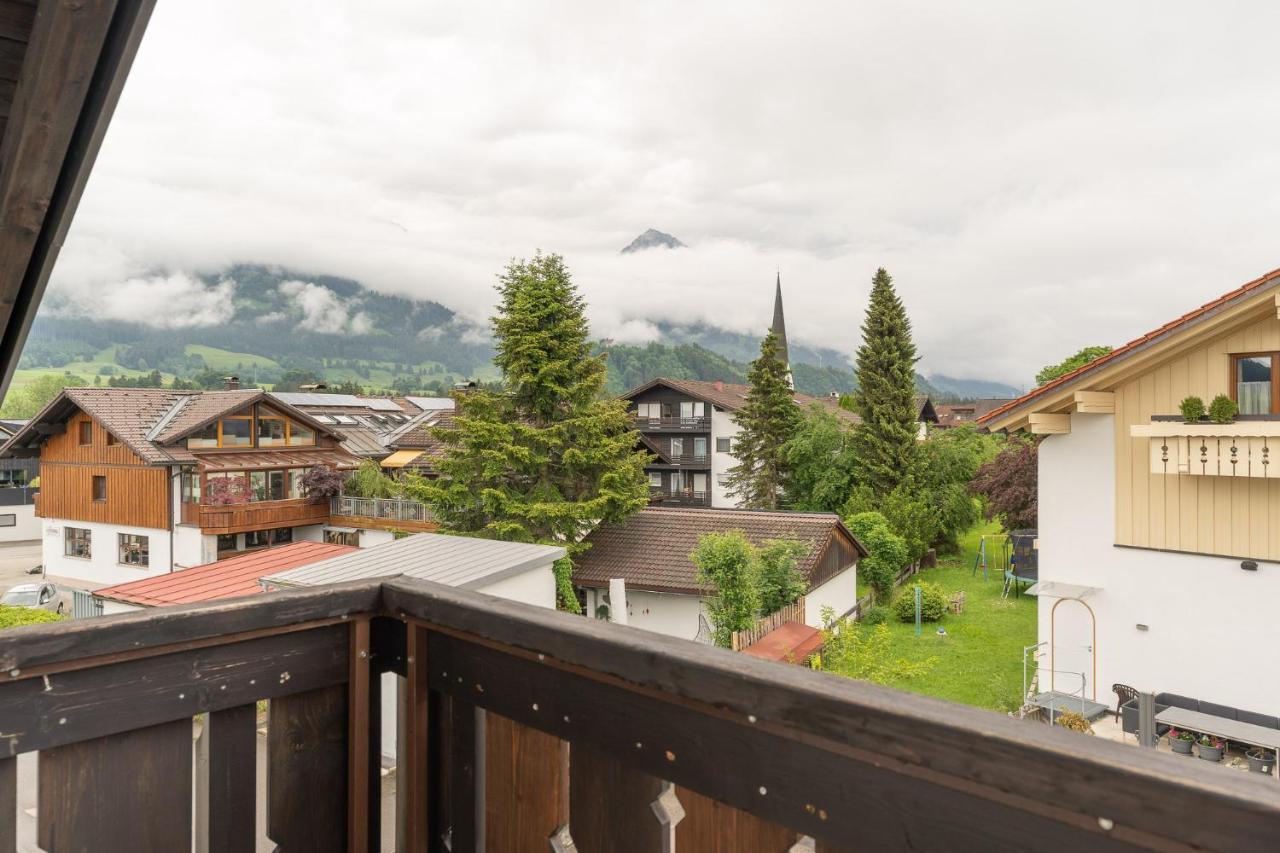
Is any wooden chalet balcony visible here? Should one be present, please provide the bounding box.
[181,496,330,534]
[632,414,711,431]
[1,579,1276,852]
[651,453,711,467]
[650,488,710,506]
[330,495,438,533]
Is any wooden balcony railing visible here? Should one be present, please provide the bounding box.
[632,415,711,430]
[650,488,710,506]
[1,578,1277,852]
[180,496,330,534]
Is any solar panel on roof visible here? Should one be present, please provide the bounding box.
[271,392,365,407]
[363,398,402,411]
[406,397,455,411]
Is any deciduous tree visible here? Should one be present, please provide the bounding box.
[969,436,1039,530]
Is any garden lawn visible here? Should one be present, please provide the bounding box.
[856,523,1036,712]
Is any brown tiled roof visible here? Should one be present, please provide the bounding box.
[978,266,1280,427]
[574,506,865,595]
[153,389,265,443]
[0,387,357,467]
[626,378,861,425]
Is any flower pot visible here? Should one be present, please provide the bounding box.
[1169,737,1194,755]
[1246,749,1274,775]
[1197,741,1224,762]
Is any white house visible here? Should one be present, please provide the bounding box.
[573,506,864,642]
[980,265,1280,717]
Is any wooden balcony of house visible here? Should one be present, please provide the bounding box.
[649,453,711,468]
[180,496,330,535]
[649,488,711,506]
[1,578,1276,852]
[632,414,712,431]
[330,495,439,533]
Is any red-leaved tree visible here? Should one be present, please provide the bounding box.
[969,437,1038,530]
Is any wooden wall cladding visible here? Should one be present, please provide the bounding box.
[37,461,167,528]
[41,412,145,465]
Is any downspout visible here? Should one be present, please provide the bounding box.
[168,465,177,573]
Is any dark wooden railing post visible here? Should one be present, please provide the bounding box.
[348,616,381,852]
[400,624,432,852]
[0,755,14,851]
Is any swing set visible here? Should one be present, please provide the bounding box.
[972,530,1038,598]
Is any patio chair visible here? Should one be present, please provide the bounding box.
[1113,683,1139,723]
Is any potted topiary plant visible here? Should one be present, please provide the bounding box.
[1168,728,1195,755]
[1196,734,1225,762]
[1179,396,1206,424]
[1209,394,1239,425]
[1246,748,1274,775]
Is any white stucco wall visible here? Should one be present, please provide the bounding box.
[0,504,40,542]
[478,564,556,609]
[1039,411,1280,714]
[357,528,396,548]
[173,525,214,568]
[804,565,858,628]
[711,407,742,508]
[100,599,142,615]
[42,518,173,586]
[618,589,707,640]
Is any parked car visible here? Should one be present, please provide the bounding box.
[1,581,64,614]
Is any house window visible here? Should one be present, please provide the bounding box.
[1233,354,1277,415]
[118,533,148,567]
[287,469,307,500]
[287,423,315,446]
[91,475,107,502]
[636,402,661,421]
[679,401,705,420]
[106,431,118,446]
[271,526,293,544]
[180,467,201,503]
[188,422,219,448]
[206,472,249,505]
[0,514,14,527]
[716,437,731,453]
[325,529,359,547]
[216,533,238,552]
[65,527,91,559]
[693,437,707,458]
[220,416,254,447]
[0,468,28,487]
[258,416,288,446]
[78,421,92,445]
[244,529,270,548]
[670,437,684,458]
[648,472,662,488]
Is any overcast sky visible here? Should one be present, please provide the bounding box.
[46,1,1280,385]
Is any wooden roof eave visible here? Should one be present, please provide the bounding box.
[982,285,1280,433]
[0,0,158,402]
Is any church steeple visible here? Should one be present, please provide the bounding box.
[771,272,792,388]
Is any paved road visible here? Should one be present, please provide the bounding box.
[0,541,53,607]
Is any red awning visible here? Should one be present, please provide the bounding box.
[742,621,824,665]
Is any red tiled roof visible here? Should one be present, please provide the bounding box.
[742,621,823,664]
[94,541,357,607]
[978,266,1280,427]
[574,506,864,595]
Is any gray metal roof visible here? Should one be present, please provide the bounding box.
[406,397,455,411]
[262,533,565,591]
[271,392,367,408]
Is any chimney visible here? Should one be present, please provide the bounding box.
[223,376,240,391]
[714,380,724,392]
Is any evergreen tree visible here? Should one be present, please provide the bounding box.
[851,268,920,496]
[417,253,650,612]
[725,330,802,509]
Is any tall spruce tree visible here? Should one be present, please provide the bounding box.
[725,330,802,509]
[419,253,650,611]
[851,268,920,496]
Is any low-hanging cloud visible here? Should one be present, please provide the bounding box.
[47,271,236,329]
[278,280,373,335]
[39,1,1280,385]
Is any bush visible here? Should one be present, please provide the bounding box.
[969,437,1038,531]
[1209,394,1238,425]
[819,619,937,683]
[755,538,810,615]
[845,511,909,598]
[893,581,947,623]
[344,459,400,499]
[691,531,760,648]
[300,465,345,503]
[1179,395,1205,423]
[0,605,63,630]
[1054,711,1093,734]
[860,604,890,626]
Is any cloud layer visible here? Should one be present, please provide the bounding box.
[43,1,1280,385]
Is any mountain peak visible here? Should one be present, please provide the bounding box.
[620,229,686,254]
